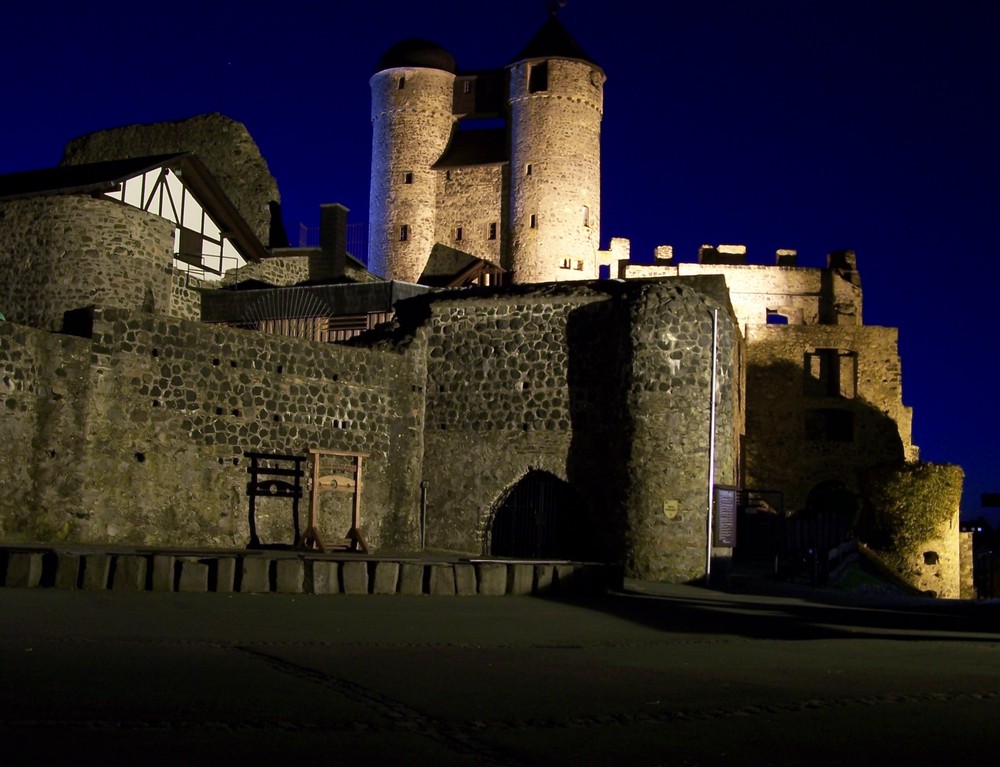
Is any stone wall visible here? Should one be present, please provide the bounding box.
[0,196,175,331]
[744,324,915,512]
[0,311,424,549]
[409,277,740,581]
[434,164,505,268]
[508,59,604,283]
[61,114,280,246]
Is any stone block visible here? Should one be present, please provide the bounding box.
[507,564,534,595]
[55,553,81,590]
[310,561,339,594]
[342,561,369,594]
[216,558,236,593]
[82,555,111,591]
[275,559,304,594]
[151,555,174,592]
[556,564,579,592]
[177,559,209,592]
[373,561,399,594]
[241,557,271,593]
[477,563,507,595]
[398,563,425,595]
[112,555,147,591]
[5,552,43,588]
[454,563,477,596]
[429,565,456,596]
[534,564,555,595]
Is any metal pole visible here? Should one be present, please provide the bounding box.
[706,309,719,581]
[419,481,429,549]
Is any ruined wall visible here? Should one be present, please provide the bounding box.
[745,324,915,512]
[434,164,505,268]
[0,311,424,549]
[61,114,279,246]
[411,278,741,581]
[624,261,863,331]
[219,254,311,288]
[0,196,175,331]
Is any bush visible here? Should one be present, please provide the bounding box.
[860,462,963,555]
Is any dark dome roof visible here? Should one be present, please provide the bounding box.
[376,39,457,74]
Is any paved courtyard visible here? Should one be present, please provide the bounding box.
[2,581,998,765]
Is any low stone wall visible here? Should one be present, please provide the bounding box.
[0,546,619,596]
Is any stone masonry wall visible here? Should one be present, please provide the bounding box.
[410,277,740,581]
[61,114,280,246]
[0,311,424,549]
[625,280,742,582]
[0,196,175,331]
[434,164,505,268]
[745,324,915,512]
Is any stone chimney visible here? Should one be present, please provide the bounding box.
[311,203,349,282]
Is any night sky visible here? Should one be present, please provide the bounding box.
[4,1,998,522]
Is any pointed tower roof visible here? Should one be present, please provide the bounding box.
[509,12,600,68]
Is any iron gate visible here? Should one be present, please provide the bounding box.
[489,471,592,560]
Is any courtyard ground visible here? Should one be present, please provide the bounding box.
[1,580,998,765]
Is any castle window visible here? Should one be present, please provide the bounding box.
[403,172,413,184]
[488,222,497,240]
[445,170,452,181]
[805,409,854,442]
[528,61,548,93]
[561,258,572,269]
[399,224,409,242]
[805,348,857,398]
[398,76,406,90]
[582,205,590,227]
[455,226,464,242]
[530,214,537,229]
[463,80,472,94]
[575,260,585,271]
[766,310,789,325]
[525,163,533,177]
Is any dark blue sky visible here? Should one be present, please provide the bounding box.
[4,0,999,521]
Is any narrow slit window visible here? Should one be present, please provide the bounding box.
[403,172,414,184]
[399,224,409,242]
[530,214,537,229]
[455,226,464,242]
[582,205,590,227]
[398,76,406,90]
[488,222,497,240]
[525,163,533,177]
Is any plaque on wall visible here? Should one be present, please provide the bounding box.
[714,486,738,547]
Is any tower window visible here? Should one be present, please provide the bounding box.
[399,225,409,242]
[455,226,463,242]
[525,163,533,177]
[488,222,497,240]
[403,172,413,184]
[398,76,406,90]
[463,80,472,94]
[582,205,590,227]
[528,61,548,93]
[445,170,452,181]
[529,214,537,229]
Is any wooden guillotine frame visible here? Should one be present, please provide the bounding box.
[301,448,370,553]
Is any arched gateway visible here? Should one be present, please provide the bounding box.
[488,471,594,560]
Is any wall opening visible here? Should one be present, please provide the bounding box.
[488,471,593,559]
[528,61,548,93]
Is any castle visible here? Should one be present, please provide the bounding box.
[0,14,962,593]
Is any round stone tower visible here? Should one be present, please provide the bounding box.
[369,40,457,282]
[507,15,605,284]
